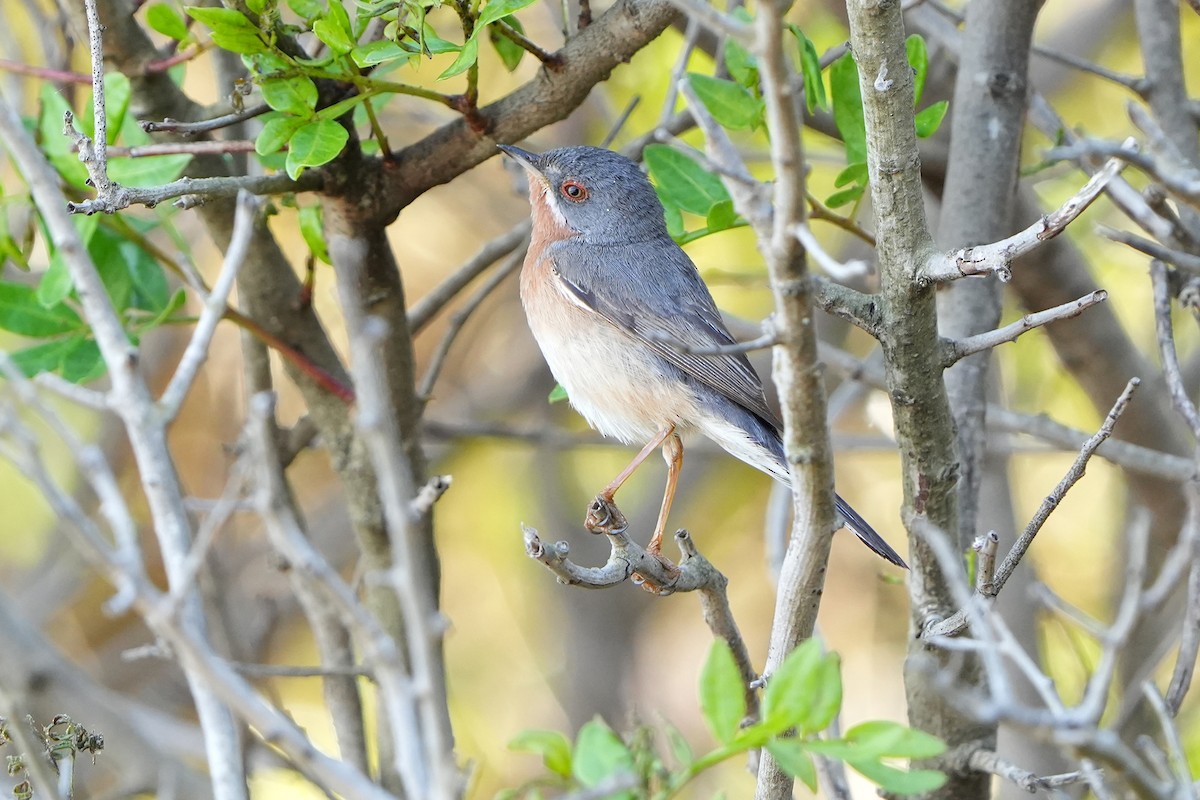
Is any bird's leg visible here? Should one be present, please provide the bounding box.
[647,432,683,555]
[598,423,676,502]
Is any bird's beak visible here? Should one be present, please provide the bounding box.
[498,144,549,187]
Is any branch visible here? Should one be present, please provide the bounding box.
[522,497,758,721]
[140,103,270,135]
[926,378,1142,638]
[1151,261,1200,438]
[940,290,1109,366]
[812,276,883,338]
[1102,225,1200,274]
[65,171,323,215]
[923,153,1128,282]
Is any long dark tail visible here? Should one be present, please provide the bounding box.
[835,494,908,569]
[734,406,908,569]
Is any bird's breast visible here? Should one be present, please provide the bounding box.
[519,253,700,445]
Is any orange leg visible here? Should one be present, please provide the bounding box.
[647,432,684,555]
[600,423,677,501]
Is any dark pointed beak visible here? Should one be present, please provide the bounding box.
[498,144,548,185]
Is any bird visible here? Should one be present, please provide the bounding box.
[499,144,907,569]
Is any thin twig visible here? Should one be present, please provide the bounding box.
[941,290,1109,366]
[407,225,529,333]
[141,103,270,135]
[1151,260,1200,437]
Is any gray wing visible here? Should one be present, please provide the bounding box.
[548,238,783,429]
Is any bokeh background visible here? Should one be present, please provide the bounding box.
[1,0,1198,796]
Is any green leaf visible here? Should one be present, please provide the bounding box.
[147,4,190,41]
[489,16,525,72]
[10,338,77,377]
[438,36,478,79]
[352,39,409,67]
[663,721,693,768]
[285,119,349,179]
[100,73,132,143]
[298,205,331,264]
[829,52,866,166]
[848,759,947,796]
[723,39,757,89]
[699,639,746,745]
[788,25,827,113]
[801,652,842,735]
[643,144,729,217]
[313,2,355,55]
[476,0,538,32]
[572,719,634,790]
[256,115,304,155]
[139,288,188,331]
[547,383,568,403]
[121,237,170,313]
[260,75,318,116]
[59,338,105,383]
[286,0,325,20]
[686,73,762,131]
[766,741,817,792]
[40,215,98,308]
[833,162,868,189]
[915,101,949,138]
[825,183,865,209]
[90,227,136,312]
[186,6,268,54]
[245,0,266,14]
[508,729,572,777]
[841,721,947,760]
[761,638,824,734]
[0,283,82,337]
[905,34,928,107]
[706,200,736,233]
[658,191,685,240]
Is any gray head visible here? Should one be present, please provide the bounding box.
[499,145,669,244]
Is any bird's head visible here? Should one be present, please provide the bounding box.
[499,145,669,245]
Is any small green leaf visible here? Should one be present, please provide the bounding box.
[352,39,409,67]
[658,191,685,240]
[572,719,634,791]
[108,153,192,187]
[313,13,355,54]
[547,383,568,403]
[842,721,947,760]
[37,85,89,188]
[699,639,746,745]
[761,638,823,734]
[438,36,478,79]
[489,17,525,72]
[0,283,83,337]
[147,4,190,41]
[139,288,188,331]
[10,338,77,377]
[286,0,324,20]
[915,101,948,138]
[186,6,268,54]
[59,338,105,384]
[508,730,572,777]
[299,205,331,264]
[848,759,947,796]
[801,652,842,735]
[706,200,736,233]
[285,119,349,179]
[825,183,865,209]
[476,0,538,31]
[905,34,928,107]
[686,73,762,130]
[829,52,866,166]
[644,144,729,217]
[788,25,827,113]
[40,215,98,308]
[260,75,318,116]
[833,162,868,189]
[663,721,693,768]
[766,741,817,792]
[723,39,757,89]
[245,0,266,14]
[256,115,304,155]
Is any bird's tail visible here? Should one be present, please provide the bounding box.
[834,494,908,569]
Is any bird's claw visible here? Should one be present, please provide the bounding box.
[585,496,628,535]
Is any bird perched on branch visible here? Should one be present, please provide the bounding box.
[499,144,906,569]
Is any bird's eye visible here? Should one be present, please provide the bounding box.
[560,180,589,202]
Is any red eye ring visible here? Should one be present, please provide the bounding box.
[560,180,589,202]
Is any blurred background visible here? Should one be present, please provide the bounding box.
[1,0,1197,796]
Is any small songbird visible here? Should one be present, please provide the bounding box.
[500,144,906,569]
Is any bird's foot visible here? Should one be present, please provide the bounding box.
[585,495,628,535]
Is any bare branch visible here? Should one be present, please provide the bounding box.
[1102,226,1200,274]
[141,103,270,135]
[1151,260,1200,438]
[65,171,323,214]
[941,290,1109,366]
[924,153,1127,282]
